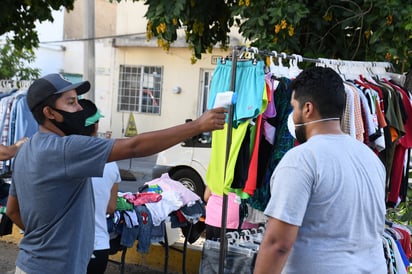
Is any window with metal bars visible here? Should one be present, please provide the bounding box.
[117,65,163,114]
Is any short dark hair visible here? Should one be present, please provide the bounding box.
[31,93,63,125]
[291,66,346,118]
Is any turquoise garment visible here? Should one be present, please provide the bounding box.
[208,59,266,128]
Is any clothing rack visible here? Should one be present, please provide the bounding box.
[216,45,395,274]
[0,80,32,92]
[236,46,393,70]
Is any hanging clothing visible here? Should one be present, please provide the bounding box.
[206,59,266,195]
[248,77,294,212]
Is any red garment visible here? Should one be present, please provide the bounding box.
[385,81,412,204]
[243,113,263,195]
[393,226,412,259]
[243,79,273,196]
[384,80,412,148]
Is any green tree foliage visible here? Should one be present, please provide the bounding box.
[0,0,75,51]
[2,1,410,71]
[133,0,412,71]
[0,39,40,80]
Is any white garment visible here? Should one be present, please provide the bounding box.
[92,162,121,250]
[145,191,183,226]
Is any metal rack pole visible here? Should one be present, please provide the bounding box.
[218,46,239,274]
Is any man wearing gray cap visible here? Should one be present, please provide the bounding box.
[6,73,227,274]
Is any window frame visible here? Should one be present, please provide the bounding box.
[117,64,163,114]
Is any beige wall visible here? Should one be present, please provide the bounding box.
[109,47,230,138]
[115,1,148,34]
[64,0,117,39]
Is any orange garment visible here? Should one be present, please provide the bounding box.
[389,127,399,143]
[375,99,387,128]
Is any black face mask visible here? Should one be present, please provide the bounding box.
[50,108,86,136]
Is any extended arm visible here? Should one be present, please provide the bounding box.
[107,107,227,162]
[253,217,299,274]
[0,137,28,161]
[6,195,25,230]
[106,183,119,215]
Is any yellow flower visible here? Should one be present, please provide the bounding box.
[172,18,178,26]
[191,55,197,65]
[239,0,244,6]
[386,15,393,26]
[157,38,163,48]
[385,52,391,60]
[245,0,250,6]
[323,12,332,22]
[193,21,205,35]
[158,39,170,51]
[146,22,153,40]
[288,25,295,36]
[274,24,281,34]
[281,19,287,29]
[158,22,167,33]
[364,30,371,40]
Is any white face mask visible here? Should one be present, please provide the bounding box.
[287,111,340,143]
[287,112,297,139]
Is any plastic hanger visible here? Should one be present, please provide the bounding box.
[276,52,289,77]
[288,54,303,78]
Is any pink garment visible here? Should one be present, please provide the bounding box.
[205,192,239,229]
[123,192,162,206]
[146,173,201,205]
[241,221,259,230]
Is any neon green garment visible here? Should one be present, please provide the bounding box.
[206,122,249,195]
[206,84,268,195]
[116,196,133,211]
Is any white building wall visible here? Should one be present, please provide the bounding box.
[34,9,66,76]
[94,39,117,134]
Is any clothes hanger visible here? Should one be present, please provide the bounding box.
[276,52,289,78]
[288,54,303,79]
[269,51,279,77]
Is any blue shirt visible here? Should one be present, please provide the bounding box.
[10,132,114,274]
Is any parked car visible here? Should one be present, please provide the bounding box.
[152,130,211,199]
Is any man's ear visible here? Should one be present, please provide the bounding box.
[43,106,56,120]
[302,101,314,118]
